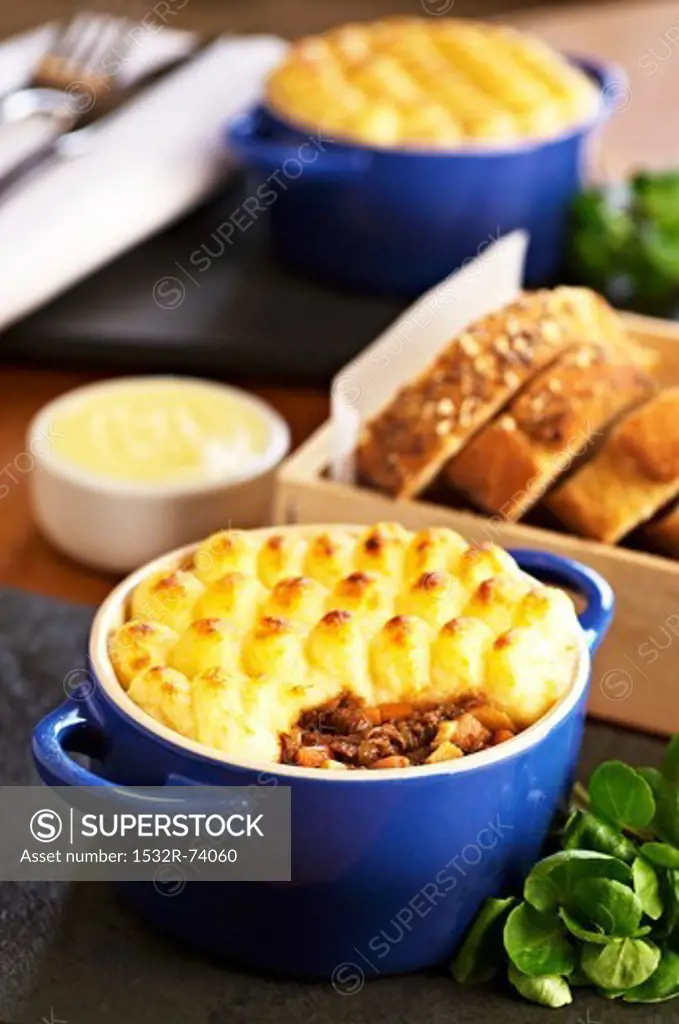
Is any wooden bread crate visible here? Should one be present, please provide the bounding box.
[275,312,679,738]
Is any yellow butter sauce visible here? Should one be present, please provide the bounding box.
[48,379,273,486]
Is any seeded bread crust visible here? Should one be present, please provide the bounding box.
[442,344,656,521]
[547,388,679,544]
[355,287,628,499]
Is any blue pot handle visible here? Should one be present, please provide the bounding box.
[32,700,114,787]
[511,549,614,653]
[227,108,372,181]
[32,703,205,790]
[569,55,629,124]
[31,701,268,846]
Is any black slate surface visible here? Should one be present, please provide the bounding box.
[1,179,403,385]
[0,586,669,1024]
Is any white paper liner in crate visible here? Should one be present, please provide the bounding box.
[330,231,529,484]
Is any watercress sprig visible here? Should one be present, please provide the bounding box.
[451,733,679,1008]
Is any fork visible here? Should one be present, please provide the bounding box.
[0,12,130,188]
[26,12,127,102]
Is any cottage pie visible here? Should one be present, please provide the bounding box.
[265,18,599,149]
[109,524,580,770]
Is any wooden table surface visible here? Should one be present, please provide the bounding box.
[2,0,678,606]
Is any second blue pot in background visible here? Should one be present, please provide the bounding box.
[227,58,620,295]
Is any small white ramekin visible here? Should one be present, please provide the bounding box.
[27,376,291,574]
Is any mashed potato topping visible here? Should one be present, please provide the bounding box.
[265,18,598,149]
[109,524,580,767]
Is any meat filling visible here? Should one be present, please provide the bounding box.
[280,693,518,770]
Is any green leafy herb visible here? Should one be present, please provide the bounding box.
[563,810,638,863]
[640,843,679,869]
[451,735,679,1008]
[503,903,575,977]
[638,767,679,846]
[450,897,516,984]
[661,736,679,787]
[559,909,610,945]
[570,878,643,937]
[568,967,593,987]
[635,169,679,228]
[624,948,679,1002]
[632,856,664,920]
[567,171,679,317]
[524,850,632,913]
[589,761,656,831]
[507,964,572,1008]
[656,870,679,941]
[581,938,660,991]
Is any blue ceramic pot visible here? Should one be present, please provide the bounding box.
[225,57,621,295]
[33,539,613,978]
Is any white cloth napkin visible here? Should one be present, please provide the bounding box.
[0,21,286,333]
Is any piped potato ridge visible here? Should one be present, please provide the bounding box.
[108,524,580,769]
[265,18,599,149]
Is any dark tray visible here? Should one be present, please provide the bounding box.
[1,177,403,385]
